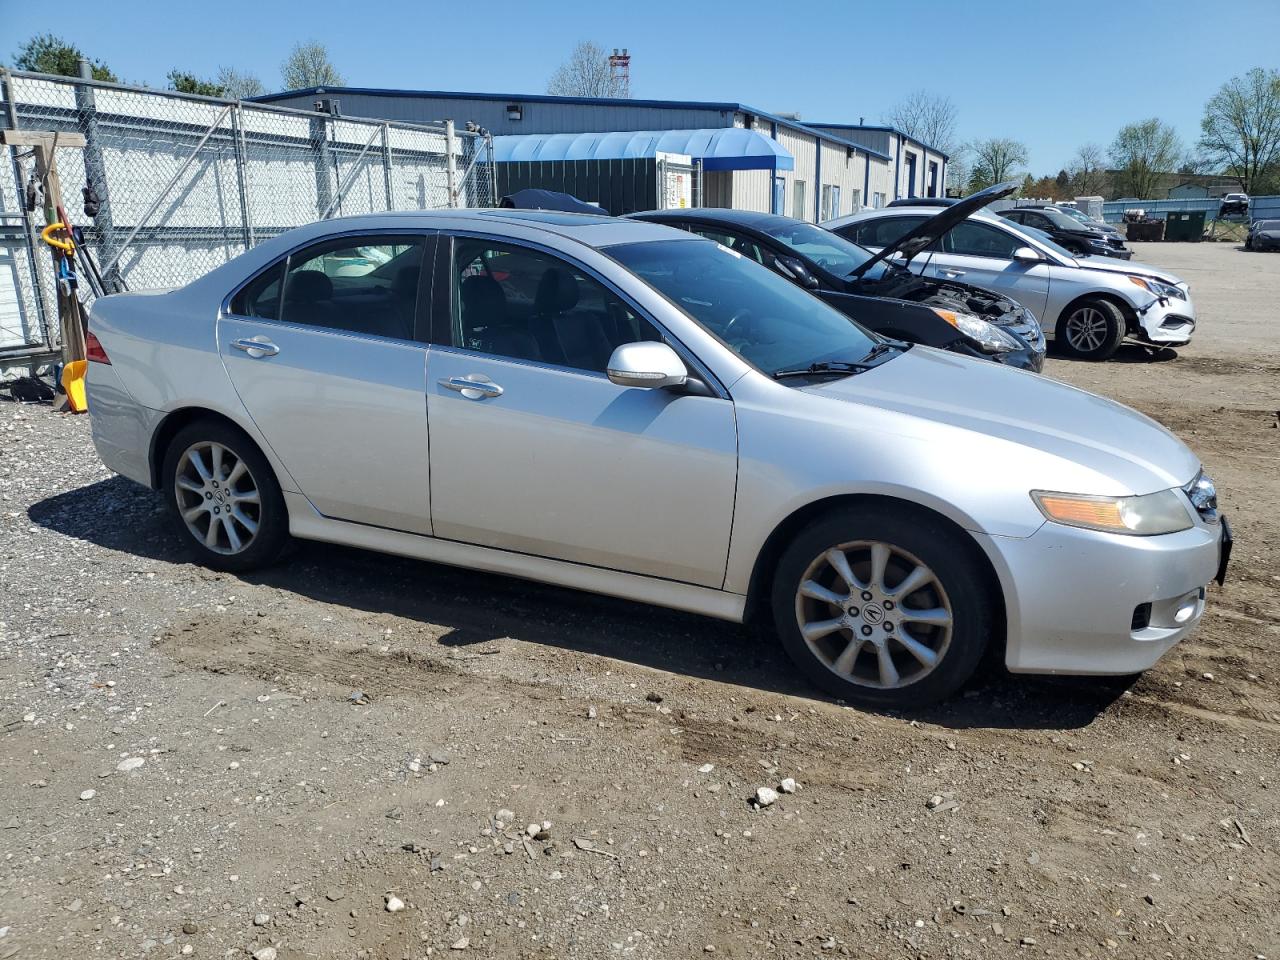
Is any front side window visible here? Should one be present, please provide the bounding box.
[842,215,928,248]
[232,235,426,340]
[450,239,661,373]
[609,239,879,377]
[944,221,1023,259]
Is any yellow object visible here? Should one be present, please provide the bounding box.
[61,360,88,413]
[1034,493,1126,530]
[41,222,75,253]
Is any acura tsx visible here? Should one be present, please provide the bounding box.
[85,209,1230,706]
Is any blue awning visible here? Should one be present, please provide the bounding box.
[488,128,794,172]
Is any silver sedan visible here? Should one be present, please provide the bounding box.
[85,210,1229,706]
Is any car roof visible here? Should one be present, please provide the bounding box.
[319,208,689,249]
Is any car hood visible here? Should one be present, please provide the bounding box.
[801,347,1199,494]
[850,181,1020,279]
[1069,254,1183,286]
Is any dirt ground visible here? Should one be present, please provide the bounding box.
[1,241,1277,960]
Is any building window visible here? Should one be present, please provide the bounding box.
[872,192,887,209]
[792,179,807,221]
[819,184,843,220]
[850,188,862,212]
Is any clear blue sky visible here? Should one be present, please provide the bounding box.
[6,0,1279,172]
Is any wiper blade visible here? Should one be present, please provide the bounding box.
[772,360,871,380]
[858,341,908,364]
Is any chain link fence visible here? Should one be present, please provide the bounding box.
[0,69,495,362]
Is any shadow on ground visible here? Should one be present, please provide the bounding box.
[1047,341,1179,364]
[30,475,1133,731]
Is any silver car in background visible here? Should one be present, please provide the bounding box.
[85,210,1229,707]
[824,186,1197,361]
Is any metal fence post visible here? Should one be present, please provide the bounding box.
[311,111,333,218]
[445,120,458,208]
[487,132,497,208]
[381,122,394,210]
[73,59,122,290]
[230,103,254,250]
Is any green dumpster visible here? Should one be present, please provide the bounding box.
[1163,210,1206,242]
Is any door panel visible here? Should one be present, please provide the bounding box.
[426,349,737,587]
[922,221,1051,320]
[219,318,432,535]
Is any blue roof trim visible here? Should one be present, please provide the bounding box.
[488,128,795,171]
[802,122,949,160]
[251,85,889,160]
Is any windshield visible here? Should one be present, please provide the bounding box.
[1054,207,1091,224]
[608,239,881,377]
[759,219,879,278]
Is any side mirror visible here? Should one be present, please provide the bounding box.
[775,256,821,290]
[606,341,688,390]
[1012,246,1042,263]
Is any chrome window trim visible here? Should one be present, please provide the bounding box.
[440,229,730,401]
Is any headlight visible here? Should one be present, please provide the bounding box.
[931,308,1023,353]
[1088,237,1111,247]
[1031,489,1193,536]
[1128,276,1186,300]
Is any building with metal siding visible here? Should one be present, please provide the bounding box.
[254,87,897,222]
[804,123,948,201]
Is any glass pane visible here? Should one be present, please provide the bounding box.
[279,237,425,339]
[451,239,661,373]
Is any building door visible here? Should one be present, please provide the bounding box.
[928,161,939,198]
[906,154,918,198]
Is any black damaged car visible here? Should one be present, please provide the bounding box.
[627,183,1046,372]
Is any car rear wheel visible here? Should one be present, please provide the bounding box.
[1057,298,1126,361]
[162,420,288,571]
[771,506,993,707]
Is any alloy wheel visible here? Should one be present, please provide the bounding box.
[1064,306,1110,353]
[174,441,262,555]
[793,540,953,690]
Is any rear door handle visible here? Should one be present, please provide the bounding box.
[439,375,503,399]
[231,336,280,358]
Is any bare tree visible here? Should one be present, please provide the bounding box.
[1068,142,1108,196]
[967,138,1029,189]
[1198,67,1280,192]
[281,41,344,90]
[884,89,964,191]
[1109,118,1182,199]
[217,66,265,100]
[547,41,628,98]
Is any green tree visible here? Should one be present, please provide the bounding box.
[166,70,226,97]
[1198,67,1280,193]
[281,41,344,90]
[11,33,116,81]
[967,137,1029,190]
[1108,118,1182,200]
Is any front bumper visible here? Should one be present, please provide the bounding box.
[977,517,1224,675]
[1135,291,1197,346]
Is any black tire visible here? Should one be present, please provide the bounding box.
[1055,297,1126,361]
[770,505,994,708]
[160,419,289,571]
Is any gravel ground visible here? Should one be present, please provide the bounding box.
[1,241,1277,959]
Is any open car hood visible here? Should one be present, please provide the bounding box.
[850,181,1019,279]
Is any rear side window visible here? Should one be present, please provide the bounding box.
[944,222,1022,259]
[229,235,427,341]
[841,216,927,247]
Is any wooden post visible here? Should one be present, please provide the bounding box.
[1,130,88,368]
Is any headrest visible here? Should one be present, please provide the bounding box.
[288,269,332,303]
[460,274,506,318]
[535,267,579,315]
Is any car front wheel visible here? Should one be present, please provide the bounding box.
[1056,298,1126,361]
[771,506,993,707]
[162,420,289,571]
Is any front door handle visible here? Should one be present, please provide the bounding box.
[231,336,280,358]
[940,269,966,278]
[439,375,503,399]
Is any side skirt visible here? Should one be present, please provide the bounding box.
[284,493,747,624]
